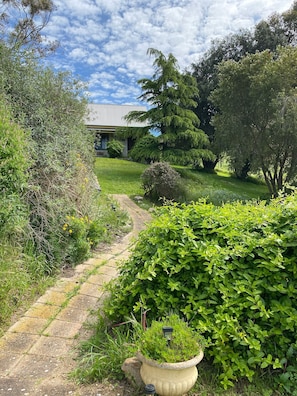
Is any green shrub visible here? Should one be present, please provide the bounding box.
[0,44,105,269]
[62,214,106,264]
[107,140,124,158]
[141,162,183,202]
[139,314,203,363]
[104,194,297,389]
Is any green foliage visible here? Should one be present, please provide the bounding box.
[107,140,124,158]
[212,47,297,196]
[129,134,160,163]
[141,162,183,202]
[0,102,30,195]
[0,102,31,239]
[192,2,297,173]
[139,314,203,363]
[0,44,132,332]
[105,193,297,389]
[0,243,52,334]
[62,215,106,265]
[120,48,213,166]
[0,44,106,269]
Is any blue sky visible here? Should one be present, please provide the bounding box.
[43,0,293,105]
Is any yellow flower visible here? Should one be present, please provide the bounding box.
[63,224,68,230]
[69,229,73,234]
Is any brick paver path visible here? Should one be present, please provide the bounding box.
[0,195,151,396]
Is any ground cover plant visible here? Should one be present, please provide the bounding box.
[104,193,297,393]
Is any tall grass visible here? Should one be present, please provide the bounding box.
[0,244,54,335]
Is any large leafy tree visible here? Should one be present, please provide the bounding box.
[211,47,297,196]
[192,1,297,173]
[118,48,213,166]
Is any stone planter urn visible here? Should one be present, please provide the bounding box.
[136,350,204,396]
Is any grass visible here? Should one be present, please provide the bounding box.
[94,158,269,202]
[0,244,55,336]
[94,158,147,195]
[176,167,269,203]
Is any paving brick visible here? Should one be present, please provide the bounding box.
[97,265,118,277]
[28,336,74,357]
[8,317,48,335]
[73,263,91,273]
[45,320,82,338]
[51,280,80,294]
[8,354,60,379]
[0,353,23,374]
[36,290,67,306]
[87,273,114,285]
[0,333,39,354]
[0,377,33,395]
[55,306,89,323]
[78,282,103,298]
[24,303,60,320]
[67,294,98,310]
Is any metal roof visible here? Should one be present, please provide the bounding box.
[85,103,147,128]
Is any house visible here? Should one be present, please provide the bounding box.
[85,103,147,157]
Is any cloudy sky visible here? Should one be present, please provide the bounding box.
[44,0,293,105]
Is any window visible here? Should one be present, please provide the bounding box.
[94,133,109,150]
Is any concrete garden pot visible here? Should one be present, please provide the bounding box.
[136,350,204,396]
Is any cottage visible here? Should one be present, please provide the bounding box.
[85,103,147,157]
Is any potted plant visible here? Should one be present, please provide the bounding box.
[136,314,204,396]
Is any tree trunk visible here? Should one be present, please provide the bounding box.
[235,160,251,180]
[202,158,219,173]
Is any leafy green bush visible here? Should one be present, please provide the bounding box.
[62,215,106,264]
[107,140,124,158]
[141,162,183,202]
[105,194,297,389]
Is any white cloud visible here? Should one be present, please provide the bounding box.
[44,0,294,104]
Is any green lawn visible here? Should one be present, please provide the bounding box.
[94,158,147,195]
[94,158,269,201]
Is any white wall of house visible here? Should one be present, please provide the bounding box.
[85,103,147,157]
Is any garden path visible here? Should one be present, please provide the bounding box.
[0,195,151,396]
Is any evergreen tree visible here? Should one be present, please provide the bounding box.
[118,48,213,166]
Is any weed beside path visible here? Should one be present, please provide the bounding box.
[0,195,151,396]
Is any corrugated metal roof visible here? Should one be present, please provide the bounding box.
[85,103,147,127]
